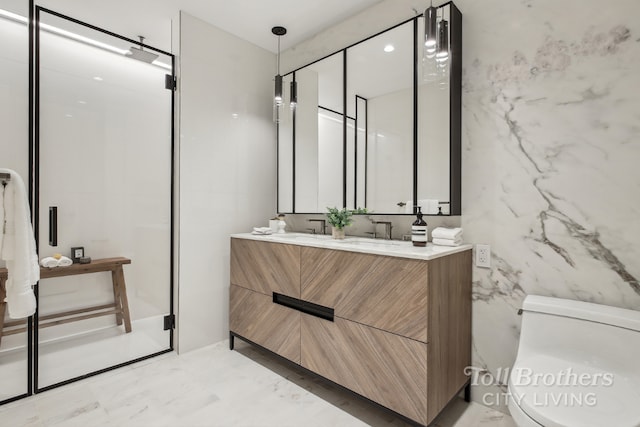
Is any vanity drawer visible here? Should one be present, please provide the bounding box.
[230,238,300,297]
[301,315,428,425]
[229,285,301,363]
[301,247,428,342]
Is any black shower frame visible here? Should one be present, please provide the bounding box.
[0,3,177,402]
[277,1,461,216]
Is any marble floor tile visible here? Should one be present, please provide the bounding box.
[0,339,516,427]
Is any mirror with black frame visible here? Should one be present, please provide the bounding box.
[278,52,344,213]
[278,2,461,216]
[346,19,414,213]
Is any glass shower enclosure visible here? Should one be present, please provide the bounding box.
[0,1,174,401]
[34,7,174,391]
[0,0,31,404]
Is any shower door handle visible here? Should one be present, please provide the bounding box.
[49,206,58,246]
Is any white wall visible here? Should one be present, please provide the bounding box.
[178,12,276,353]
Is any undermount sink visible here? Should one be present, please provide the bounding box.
[270,233,333,241]
[233,231,473,261]
[335,237,402,246]
[270,233,401,245]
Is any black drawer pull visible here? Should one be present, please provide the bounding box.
[273,292,334,321]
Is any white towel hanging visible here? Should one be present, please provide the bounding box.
[0,168,39,319]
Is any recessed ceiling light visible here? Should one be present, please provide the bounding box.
[78,100,87,104]
[231,113,239,119]
[65,114,73,118]
[93,76,103,81]
[384,44,395,53]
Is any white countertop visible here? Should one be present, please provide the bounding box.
[231,232,472,261]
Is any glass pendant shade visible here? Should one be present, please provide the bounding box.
[436,19,449,60]
[275,74,283,105]
[289,80,297,109]
[424,6,437,58]
[436,19,449,83]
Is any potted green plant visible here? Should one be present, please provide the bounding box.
[326,207,352,239]
[325,207,366,239]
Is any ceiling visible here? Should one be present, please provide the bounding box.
[18,0,385,54]
[175,0,385,52]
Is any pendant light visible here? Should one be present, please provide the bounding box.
[424,4,437,59]
[272,26,286,122]
[422,3,450,83]
[436,18,449,62]
[290,79,297,110]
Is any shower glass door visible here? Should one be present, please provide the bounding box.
[35,8,173,389]
[0,0,31,403]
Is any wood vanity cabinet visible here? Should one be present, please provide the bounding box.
[229,237,472,426]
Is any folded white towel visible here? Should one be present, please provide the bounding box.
[431,227,463,240]
[418,199,439,215]
[58,256,73,267]
[40,257,59,268]
[432,238,462,247]
[252,227,273,235]
[39,255,73,268]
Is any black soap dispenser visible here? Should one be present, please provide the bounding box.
[411,207,428,247]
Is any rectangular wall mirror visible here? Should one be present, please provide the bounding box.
[278,2,461,215]
[347,20,414,213]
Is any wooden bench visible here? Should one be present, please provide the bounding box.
[0,257,132,345]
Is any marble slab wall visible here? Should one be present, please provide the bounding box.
[283,0,640,413]
[459,0,640,411]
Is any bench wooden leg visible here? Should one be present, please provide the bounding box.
[0,277,6,347]
[113,266,132,333]
[111,271,123,326]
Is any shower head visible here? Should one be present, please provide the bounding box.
[126,46,159,63]
[126,36,159,64]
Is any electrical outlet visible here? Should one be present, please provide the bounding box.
[475,244,491,268]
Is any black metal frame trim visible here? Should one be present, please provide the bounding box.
[24,5,176,398]
[342,49,348,209]
[277,2,461,216]
[292,72,297,213]
[35,349,173,393]
[35,7,172,57]
[448,4,462,215]
[27,0,35,399]
[318,105,354,121]
[413,18,419,215]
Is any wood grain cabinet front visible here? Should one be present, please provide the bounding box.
[229,285,301,363]
[229,237,471,426]
[230,237,300,297]
[301,315,428,425]
[301,247,428,342]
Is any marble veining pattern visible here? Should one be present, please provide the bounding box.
[458,0,640,412]
[0,341,515,427]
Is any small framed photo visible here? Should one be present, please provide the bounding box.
[71,246,84,263]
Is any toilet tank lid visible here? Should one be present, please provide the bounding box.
[522,295,640,332]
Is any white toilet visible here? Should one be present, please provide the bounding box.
[508,295,640,427]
